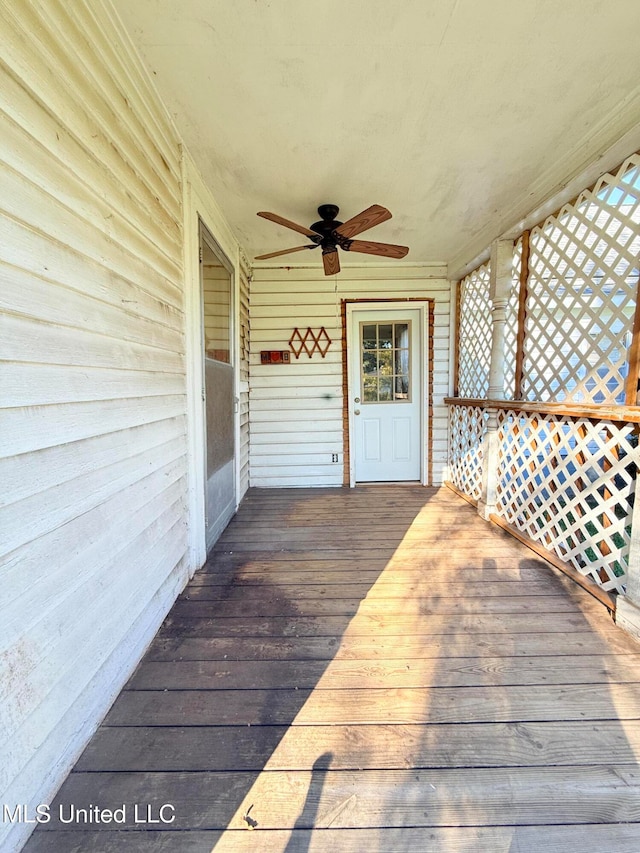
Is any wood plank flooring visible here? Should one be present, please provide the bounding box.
[24,486,640,852]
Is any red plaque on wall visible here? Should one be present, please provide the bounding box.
[260,350,291,364]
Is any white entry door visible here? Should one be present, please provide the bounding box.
[350,306,423,482]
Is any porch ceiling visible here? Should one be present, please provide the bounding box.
[113,0,640,275]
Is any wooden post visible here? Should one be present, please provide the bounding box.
[618,277,640,637]
[624,285,640,406]
[616,467,640,640]
[513,231,530,400]
[487,239,513,401]
[453,279,462,398]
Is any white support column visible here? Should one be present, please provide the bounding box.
[616,471,640,641]
[478,239,512,520]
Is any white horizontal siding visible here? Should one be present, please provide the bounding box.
[5,364,184,408]
[1,495,188,748]
[0,2,189,850]
[249,266,451,487]
[1,215,183,326]
[3,396,187,458]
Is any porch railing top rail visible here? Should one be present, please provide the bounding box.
[445,397,640,425]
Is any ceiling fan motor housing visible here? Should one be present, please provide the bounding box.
[311,204,353,252]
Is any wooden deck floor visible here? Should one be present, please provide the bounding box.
[25,486,640,852]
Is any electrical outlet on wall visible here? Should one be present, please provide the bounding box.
[331,453,339,463]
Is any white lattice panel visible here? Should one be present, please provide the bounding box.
[448,404,487,501]
[522,154,640,404]
[458,263,492,398]
[495,409,637,594]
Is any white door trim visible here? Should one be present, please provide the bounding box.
[346,301,429,487]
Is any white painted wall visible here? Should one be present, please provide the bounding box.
[0,2,246,850]
[249,265,451,487]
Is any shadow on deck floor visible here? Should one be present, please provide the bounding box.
[24,486,640,852]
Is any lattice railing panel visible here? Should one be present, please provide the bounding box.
[448,404,488,501]
[458,263,492,398]
[495,409,637,594]
[522,154,640,404]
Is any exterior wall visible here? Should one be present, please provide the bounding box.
[0,2,242,849]
[249,265,450,487]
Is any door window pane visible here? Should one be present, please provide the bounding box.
[362,325,377,350]
[396,375,409,397]
[394,348,409,375]
[203,248,231,364]
[379,324,393,349]
[394,323,409,349]
[363,375,378,401]
[363,351,377,375]
[379,376,392,400]
[360,320,412,403]
[378,349,392,375]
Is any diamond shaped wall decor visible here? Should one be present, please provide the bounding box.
[289,327,332,359]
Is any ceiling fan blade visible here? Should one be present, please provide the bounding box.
[257,211,318,238]
[334,204,392,239]
[345,239,409,259]
[323,249,340,276]
[254,245,318,260]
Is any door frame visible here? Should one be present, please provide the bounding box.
[183,151,241,575]
[199,220,237,551]
[345,299,430,487]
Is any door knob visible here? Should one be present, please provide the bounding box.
[354,397,360,403]
[354,409,361,416]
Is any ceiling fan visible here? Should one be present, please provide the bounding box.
[255,203,409,275]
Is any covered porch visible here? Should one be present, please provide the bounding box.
[25,486,640,852]
[4,3,640,851]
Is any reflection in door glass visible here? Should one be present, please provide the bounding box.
[360,321,411,403]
